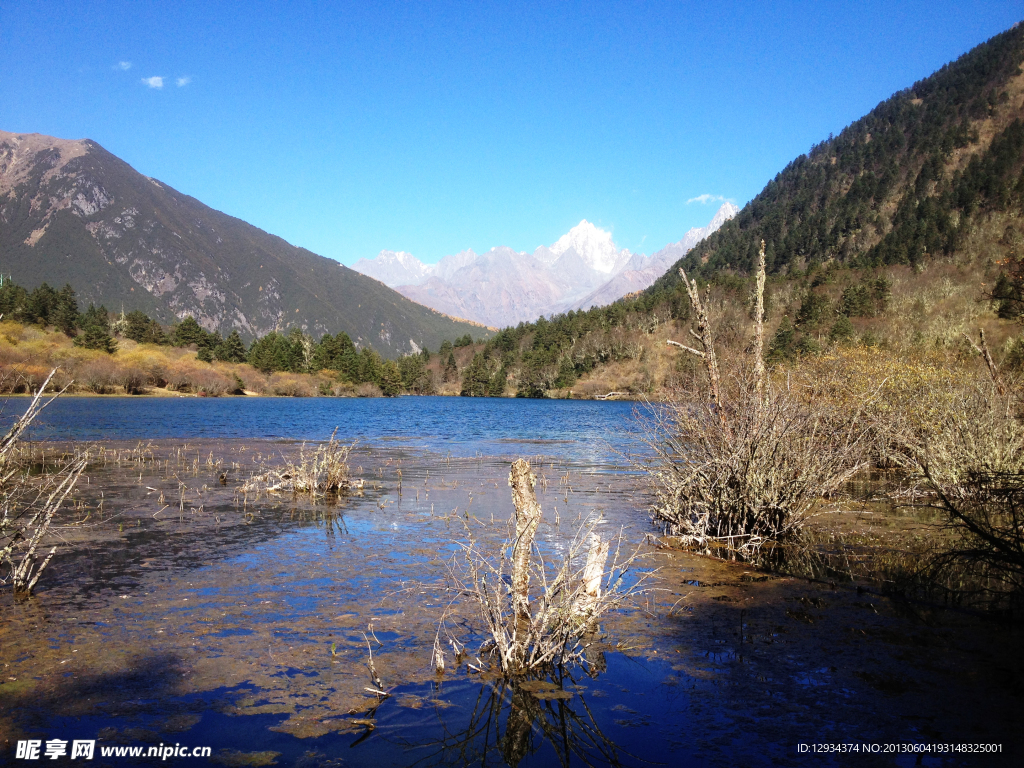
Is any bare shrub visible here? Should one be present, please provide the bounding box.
[269,372,313,397]
[651,242,872,560]
[329,381,357,397]
[118,365,148,394]
[165,359,201,392]
[572,379,614,399]
[438,459,646,676]
[910,382,1024,600]
[356,382,382,397]
[641,373,871,559]
[0,347,29,371]
[0,370,86,594]
[12,365,55,394]
[234,364,269,394]
[190,366,233,396]
[75,356,119,394]
[241,430,361,500]
[118,349,173,388]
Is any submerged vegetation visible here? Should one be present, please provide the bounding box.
[438,459,646,677]
[240,429,362,500]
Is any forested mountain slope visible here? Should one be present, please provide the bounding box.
[649,22,1024,293]
[0,131,485,356]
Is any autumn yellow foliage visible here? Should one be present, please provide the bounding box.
[0,321,340,397]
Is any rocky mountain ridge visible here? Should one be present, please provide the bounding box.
[0,130,485,356]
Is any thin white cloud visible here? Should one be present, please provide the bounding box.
[117,61,132,71]
[141,76,164,89]
[686,194,728,205]
[176,76,191,87]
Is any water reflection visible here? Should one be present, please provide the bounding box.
[393,670,639,768]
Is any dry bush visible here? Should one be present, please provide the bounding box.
[571,379,616,399]
[0,370,86,594]
[909,382,1024,601]
[0,320,29,345]
[49,345,98,373]
[117,365,148,394]
[164,358,202,392]
[268,372,313,397]
[642,371,872,560]
[234,364,269,394]
[163,358,233,394]
[190,366,233,396]
[438,459,646,676]
[0,364,55,394]
[118,348,174,388]
[0,346,30,369]
[309,375,344,396]
[326,380,357,397]
[647,242,872,560]
[75,356,120,394]
[356,382,382,397]
[796,345,975,464]
[240,430,360,500]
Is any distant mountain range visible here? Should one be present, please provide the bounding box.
[353,203,738,327]
[0,130,485,356]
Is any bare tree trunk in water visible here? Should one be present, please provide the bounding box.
[579,533,609,616]
[508,459,542,640]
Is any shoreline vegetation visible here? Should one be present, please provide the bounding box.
[0,244,1022,402]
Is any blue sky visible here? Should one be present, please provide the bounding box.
[2,1,1021,264]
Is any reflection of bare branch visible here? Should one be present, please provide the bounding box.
[394,674,634,768]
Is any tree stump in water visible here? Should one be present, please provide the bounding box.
[508,459,542,639]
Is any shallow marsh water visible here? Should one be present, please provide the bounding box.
[1,398,1022,766]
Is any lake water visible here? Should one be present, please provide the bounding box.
[1,397,1021,767]
[13,396,640,462]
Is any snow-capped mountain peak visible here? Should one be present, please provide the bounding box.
[349,203,736,327]
[351,249,433,286]
[676,202,740,252]
[548,220,629,274]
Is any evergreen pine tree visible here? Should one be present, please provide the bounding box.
[460,353,491,396]
[443,351,458,382]
[488,366,507,397]
[829,314,855,344]
[74,315,117,353]
[552,357,577,389]
[766,317,796,364]
[379,360,403,397]
[172,316,207,347]
[215,330,248,363]
[53,285,80,336]
[356,348,382,385]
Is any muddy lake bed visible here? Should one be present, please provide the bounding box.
[1,397,1021,766]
